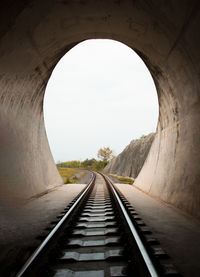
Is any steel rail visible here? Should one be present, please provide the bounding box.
[16,173,95,277]
[102,173,159,277]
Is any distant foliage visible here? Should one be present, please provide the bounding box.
[56,146,114,171]
[140,134,147,139]
[57,158,109,171]
[57,160,82,168]
[97,147,113,161]
[93,160,109,170]
[81,159,96,168]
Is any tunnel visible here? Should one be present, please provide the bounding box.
[1,1,200,275]
[1,0,200,208]
[1,0,200,218]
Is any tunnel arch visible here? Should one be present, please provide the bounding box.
[0,0,200,218]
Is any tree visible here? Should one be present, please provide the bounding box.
[97,147,113,161]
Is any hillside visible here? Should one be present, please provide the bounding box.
[104,133,155,178]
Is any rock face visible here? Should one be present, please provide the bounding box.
[104,133,155,178]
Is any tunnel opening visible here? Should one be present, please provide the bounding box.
[44,39,159,173]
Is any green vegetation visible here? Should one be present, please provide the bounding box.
[57,167,86,184]
[140,134,147,139]
[109,174,134,185]
[117,176,134,185]
[57,147,113,173]
[57,147,114,183]
[57,159,109,172]
[57,160,82,168]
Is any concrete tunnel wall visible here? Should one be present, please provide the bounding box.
[0,0,200,218]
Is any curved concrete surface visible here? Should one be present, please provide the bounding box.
[0,1,200,218]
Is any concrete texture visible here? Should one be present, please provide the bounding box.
[0,183,86,275]
[0,1,200,218]
[104,133,155,178]
[115,183,200,277]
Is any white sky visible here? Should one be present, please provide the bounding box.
[44,39,158,163]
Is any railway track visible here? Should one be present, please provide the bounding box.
[16,172,179,277]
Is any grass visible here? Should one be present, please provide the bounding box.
[117,176,134,185]
[57,167,86,184]
[109,174,134,185]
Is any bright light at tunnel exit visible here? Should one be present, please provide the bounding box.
[44,39,159,163]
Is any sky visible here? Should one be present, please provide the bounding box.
[44,39,158,163]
